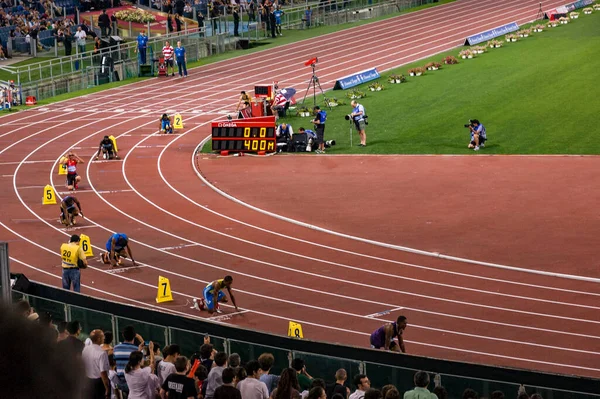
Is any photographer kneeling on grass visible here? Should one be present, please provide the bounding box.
[466,119,487,151]
[349,100,368,147]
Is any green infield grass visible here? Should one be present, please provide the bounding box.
[272,9,600,155]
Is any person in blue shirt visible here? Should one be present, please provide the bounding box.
[311,106,327,153]
[273,6,284,36]
[159,113,173,134]
[102,233,137,267]
[304,6,312,28]
[298,127,317,152]
[174,40,188,77]
[136,30,148,64]
[467,119,487,151]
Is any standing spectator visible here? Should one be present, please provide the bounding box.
[291,359,313,392]
[326,369,349,399]
[234,366,247,386]
[307,387,327,399]
[162,40,175,76]
[237,360,269,399]
[349,375,370,399]
[161,356,197,399]
[311,105,327,154]
[214,367,241,399]
[199,341,216,370]
[193,364,210,395]
[167,13,174,32]
[125,348,160,399]
[365,389,382,399]
[463,389,479,399]
[57,321,69,341]
[273,5,283,36]
[14,300,33,318]
[113,326,141,393]
[136,30,148,64]
[206,351,228,399]
[174,40,187,77]
[304,6,312,28]
[228,353,241,369]
[57,320,85,357]
[75,25,87,53]
[82,329,111,399]
[175,0,185,16]
[268,6,276,38]
[490,391,504,399]
[272,368,301,399]
[403,372,436,399]
[432,386,447,399]
[111,13,118,36]
[102,330,114,355]
[98,9,110,37]
[302,380,326,399]
[108,355,122,399]
[60,234,87,293]
[232,6,239,36]
[175,13,182,32]
[63,27,72,56]
[258,353,279,394]
[158,344,181,386]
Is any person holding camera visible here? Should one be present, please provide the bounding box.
[350,100,367,147]
[466,119,487,151]
[311,106,327,154]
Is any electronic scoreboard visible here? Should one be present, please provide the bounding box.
[211,118,277,153]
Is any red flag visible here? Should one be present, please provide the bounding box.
[304,57,318,66]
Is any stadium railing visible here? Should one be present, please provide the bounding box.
[10,278,600,399]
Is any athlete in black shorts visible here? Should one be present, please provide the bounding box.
[60,195,83,227]
[95,136,119,160]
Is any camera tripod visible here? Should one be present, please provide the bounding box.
[301,63,331,109]
[535,2,545,21]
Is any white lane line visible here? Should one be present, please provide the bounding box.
[160,243,202,251]
[0,160,55,165]
[57,189,134,195]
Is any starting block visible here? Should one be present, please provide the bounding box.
[79,234,94,257]
[42,185,57,205]
[174,113,184,130]
[156,276,174,303]
[288,321,304,339]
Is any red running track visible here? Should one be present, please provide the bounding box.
[2,0,600,379]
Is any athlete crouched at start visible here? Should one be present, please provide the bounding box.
[194,275,239,314]
[102,233,137,268]
[159,113,173,134]
[60,195,84,227]
[95,136,119,160]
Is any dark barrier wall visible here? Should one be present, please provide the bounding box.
[14,279,600,397]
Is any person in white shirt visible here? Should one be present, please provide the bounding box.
[162,40,175,76]
[348,375,370,399]
[108,354,121,399]
[238,360,269,399]
[82,329,111,399]
[75,26,87,54]
[125,345,160,399]
[157,344,180,386]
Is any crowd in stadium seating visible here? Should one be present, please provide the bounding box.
[2,299,548,399]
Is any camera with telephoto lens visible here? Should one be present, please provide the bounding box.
[345,114,369,125]
[464,119,474,128]
[324,140,336,148]
[345,114,352,121]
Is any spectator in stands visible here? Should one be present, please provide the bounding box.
[0,45,6,60]
[102,330,114,355]
[161,356,198,399]
[258,352,279,394]
[206,351,228,399]
[233,6,239,36]
[292,358,313,392]
[463,389,479,399]
[75,25,87,53]
[404,371,436,399]
[199,341,216,370]
[432,386,447,399]
[234,366,247,386]
[107,354,122,399]
[238,360,269,399]
[60,320,84,352]
[175,13,182,32]
[82,329,111,399]
[272,368,301,399]
[530,394,542,399]
[158,344,181,386]
[63,27,72,55]
[125,347,160,399]
[326,369,349,399]
[215,367,242,399]
[57,320,69,341]
[228,353,241,369]
[365,389,382,399]
[0,304,85,398]
[98,9,110,37]
[183,1,193,17]
[194,364,209,394]
[490,391,504,399]
[307,387,327,399]
[302,380,326,399]
[14,299,33,318]
[38,312,59,341]
[136,29,148,64]
[349,374,370,399]
[114,325,141,393]
[304,6,312,28]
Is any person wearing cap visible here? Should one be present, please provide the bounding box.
[60,234,88,293]
[95,135,119,160]
[102,233,137,268]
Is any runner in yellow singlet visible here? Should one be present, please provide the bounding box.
[195,275,238,314]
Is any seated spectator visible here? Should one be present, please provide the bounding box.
[238,360,269,399]
[259,352,279,394]
[215,367,242,399]
[327,369,349,399]
[276,122,293,152]
[292,359,313,392]
[349,374,370,399]
[463,388,478,399]
[158,344,181,386]
[404,371,436,399]
[206,351,229,399]
[124,348,160,399]
[271,368,301,399]
[228,353,241,369]
[161,356,198,399]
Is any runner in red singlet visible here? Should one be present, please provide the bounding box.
[62,152,85,191]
